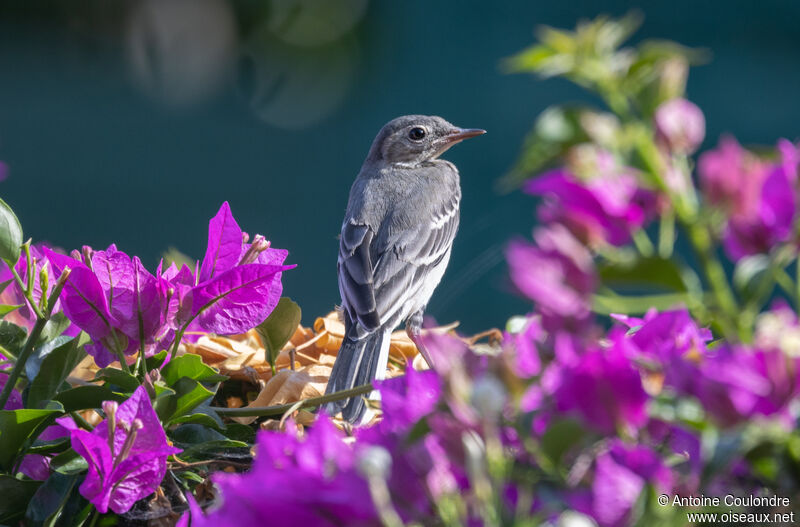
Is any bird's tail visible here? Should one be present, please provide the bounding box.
[323,329,390,423]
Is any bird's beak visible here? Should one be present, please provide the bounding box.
[443,128,487,144]
[430,127,486,159]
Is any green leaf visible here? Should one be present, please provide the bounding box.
[25,472,79,526]
[169,399,224,430]
[541,418,584,467]
[254,297,302,374]
[0,197,23,265]
[733,254,771,300]
[0,320,27,358]
[0,408,63,470]
[592,292,690,315]
[27,437,70,456]
[28,334,89,409]
[53,385,124,413]
[25,335,73,382]
[170,413,222,430]
[161,354,227,386]
[180,439,249,458]
[162,247,195,270]
[599,256,688,292]
[223,422,256,443]
[50,449,88,475]
[146,349,168,370]
[0,475,42,524]
[153,382,177,422]
[499,105,591,190]
[171,425,249,459]
[0,303,23,319]
[94,367,140,393]
[37,313,73,345]
[167,377,214,423]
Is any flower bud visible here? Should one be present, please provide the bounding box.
[81,246,95,269]
[238,235,271,265]
[357,445,392,480]
[654,98,705,155]
[38,263,50,306]
[102,400,119,420]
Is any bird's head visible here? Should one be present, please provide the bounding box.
[367,115,485,166]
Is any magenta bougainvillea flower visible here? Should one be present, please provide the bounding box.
[44,202,294,366]
[620,309,712,394]
[507,225,596,331]
[374,367,441,432]
[57,386,180,514]
[181,415,378,526]
[572,440,672,527]
[698,136,769,217]
[699,138,799,260]
[688,345,800,427]
[654,98,706,155]
[166,201,293,335]
[722,140,799,260]
[553,338,648,435]
[43,245,170,367]
[504,315,544,378]
[525,163,653,246]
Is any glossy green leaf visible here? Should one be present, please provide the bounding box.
[145,349,168,371]
[36,313,73,345]
[0,304,23,319]
[0,197,23,265]
[27,436,70,456]
[255,297,301,374]
[50,449,88,475]
[0,475,42,524]
[223,422,256,444]
[167,377,215,423]
[0,320,27,358]
[161,353,227,386]
[53,385,124,413]
[153,382,177,422]
[94,367,140,393]
[28,334,89,409]
[170,413,222,430]
[0,408,63,469]
[599,256,687,292]
[25,472,79,526]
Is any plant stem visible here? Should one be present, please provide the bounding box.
[796,257,800,316]
[212,383,374,417]
[658,208,676,258]
[0,316,47,409]
[9,266,44,320]
[686,223,740,339]
[632,229,654,257]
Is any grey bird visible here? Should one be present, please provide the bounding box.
[324,115,485,423]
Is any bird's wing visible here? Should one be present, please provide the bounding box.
[369,192,460,327]
[338,221,381,332]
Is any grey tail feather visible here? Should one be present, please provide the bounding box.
[323,330,389,423]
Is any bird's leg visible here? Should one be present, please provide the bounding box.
[406,310,435,369]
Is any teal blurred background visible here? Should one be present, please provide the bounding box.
[0,1,798,331]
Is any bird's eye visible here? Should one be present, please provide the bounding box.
[408,127,426,141]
